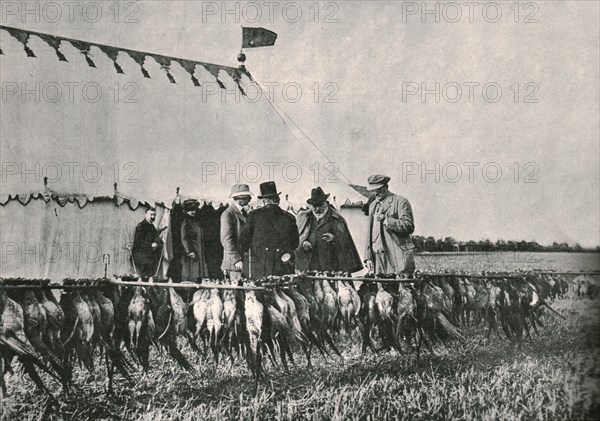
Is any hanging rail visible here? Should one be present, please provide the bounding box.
[106,278,266,291]
[1,270,598,290]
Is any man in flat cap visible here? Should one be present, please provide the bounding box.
[180,198,209,281]
[295,187,363,274]
[220,184,253,280]
[364,175,415,275]
[240,181,299,279]
[132,208,164,277]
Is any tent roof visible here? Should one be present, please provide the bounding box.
[0,26,363,207]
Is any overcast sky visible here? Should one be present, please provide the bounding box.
[1,1,599,247]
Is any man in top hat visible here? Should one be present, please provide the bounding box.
[240,181,299,279]
[132,208,164,277]
[295,187,363,274]
[180,198,208,281]
[364,175,416,275]
[220,184,253,280]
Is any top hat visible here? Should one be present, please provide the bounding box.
[367,174,391,191]
[258,181,281,199]
[306,187,331,205]
[229,184,253,198]
[183,198,200,211]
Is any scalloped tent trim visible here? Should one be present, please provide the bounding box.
[0,190,227,211]
[0,190,360,215]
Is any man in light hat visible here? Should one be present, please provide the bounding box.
[364,175,415,275]
[240,181,299,279]
[180,198,208,281]
[295,187,363,274]
[220,184,253,280]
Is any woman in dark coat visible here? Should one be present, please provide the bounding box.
[180,199,208,281]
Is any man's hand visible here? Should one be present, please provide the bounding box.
[365,260,374,273]
[302,241,313,251]
[375,213,386,222]
[151,242,159,249]
[188,252,196,260]
[234,261,243,271]
[321,233,334,243]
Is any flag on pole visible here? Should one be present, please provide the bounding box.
[242,27,278,48]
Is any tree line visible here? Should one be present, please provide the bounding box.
[411,236,598,253]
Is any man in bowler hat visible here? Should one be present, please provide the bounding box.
[295,187,363,274]
[240,181,299,279]
[364,175,416,275]
[221,184,253,280]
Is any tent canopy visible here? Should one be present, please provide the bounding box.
[0,26,362,208]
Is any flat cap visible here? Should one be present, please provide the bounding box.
[367,174,391,190]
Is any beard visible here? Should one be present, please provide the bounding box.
[312,208,327,219]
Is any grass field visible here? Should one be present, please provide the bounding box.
[2,253,600,420]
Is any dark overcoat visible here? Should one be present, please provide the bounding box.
[180,216,208,281]
[295,208,363,274]
[132,219,163,277]
[240,204,299,279]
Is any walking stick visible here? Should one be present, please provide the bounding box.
[154,250,165,278]
[248,248,252,279]
[153,225,168,278]
[373,254,377,276]
[127,246,138,276]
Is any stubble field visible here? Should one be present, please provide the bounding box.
[2,252,599,421]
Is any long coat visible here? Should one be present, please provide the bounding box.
[240,204,299,279]
[295,208,363,274]
[365,193,416,274]
[180,216,208,281]
[132,219,163,277]
[220,203,247,272]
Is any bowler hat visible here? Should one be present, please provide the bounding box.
[367,174,391,191]
[306,187,330,205]
[257,181,281,199]
[229,184,253,198]
[183,198,200,211]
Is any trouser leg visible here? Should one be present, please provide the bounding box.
[227,271,242,281]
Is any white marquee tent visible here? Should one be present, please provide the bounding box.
[0,26,367,281]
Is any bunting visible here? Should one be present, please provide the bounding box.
[0,25,249,93]
[36,32,67,61]
[3,26,36,57]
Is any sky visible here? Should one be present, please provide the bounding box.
[1,1,599,247]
